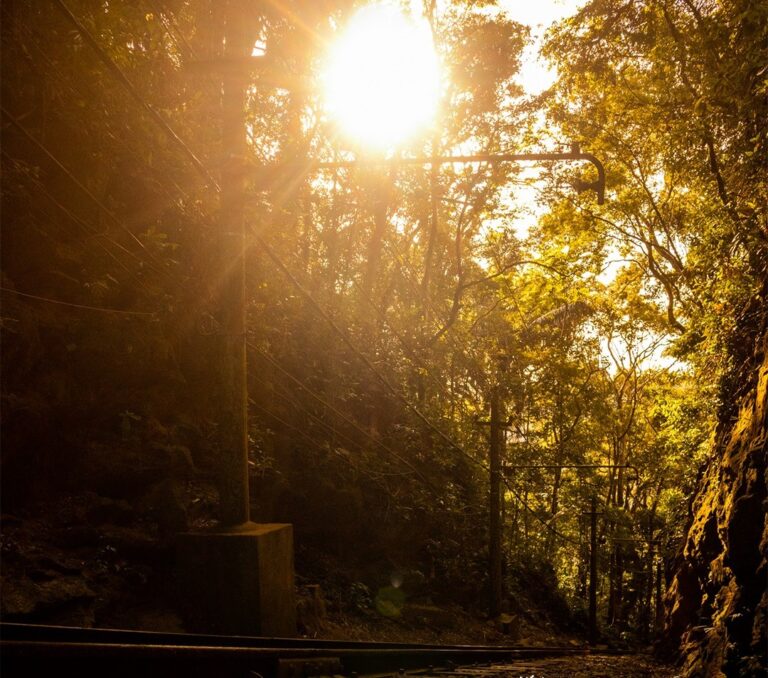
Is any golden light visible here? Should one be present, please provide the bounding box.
[322,3,441,151]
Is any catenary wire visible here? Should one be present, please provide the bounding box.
[251,388,413,482]
[2,150,156,289]
[247,397,400,483]
[42,2,587,545]
[52,0,221,192]
[251,230,580,545]
[248,340,437,488]
[2,107,149,254]
[1,287,159,318]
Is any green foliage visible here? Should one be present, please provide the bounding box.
[3,0,763,639]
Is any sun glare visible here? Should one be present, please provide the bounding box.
[322,3,441,151]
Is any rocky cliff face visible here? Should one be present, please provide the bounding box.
[663,330,767,676]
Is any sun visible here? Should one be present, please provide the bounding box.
[322,3,441,152]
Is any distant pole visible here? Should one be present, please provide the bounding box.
[218,0,252,527]
[645,517,654,641]
[588,494,599,645]
[655,556,664,632]
[489,386,503,618]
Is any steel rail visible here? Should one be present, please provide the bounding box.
[0,623,626,677]
[0,621,577,651]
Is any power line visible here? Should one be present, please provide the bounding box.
[39,0,473,478]
[253,230,473,460]
[277,242,455,405]
[21,1,592,549]
[320,186,581,545]
[248,340,434,488]
[1,287,159,318]
[2,150,155,288]
[133,113,581,545]
[2,107,149,254]
[248,396,389,484]
[250,390,410,483]
[45,4,583,544]
[1,109,184,288]
[149,0,198,62]
[503,478,580,546]
[8,20,196,208]
[251,231,579,545]
[52,0,220,192]
[256,388,367,473]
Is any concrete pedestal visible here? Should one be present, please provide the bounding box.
[176,522,296,637]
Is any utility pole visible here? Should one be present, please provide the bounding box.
[644,517,655,641]
[489,386,503,619]
[584,494,601,645]
[476,384,509,619]
[655,557,664,632]
[218,0,252,528]
[176,1,296,637]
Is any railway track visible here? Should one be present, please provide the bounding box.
[0,623,625,677]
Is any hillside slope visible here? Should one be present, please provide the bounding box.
[663,325,767,676]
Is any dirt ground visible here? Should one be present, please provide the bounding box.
[488,653,679,677]
[2,495,681,678]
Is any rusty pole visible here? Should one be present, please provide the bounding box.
[588,494,599,645]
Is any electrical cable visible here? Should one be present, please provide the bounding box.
[252,388,411,482]
[2,150,157,289]
[52,0,221,192]
[1,287,158,318]
[253,229,471,458]
[8,19,197,208]
[248,396,397,483]
[44,4,590,545]
[1,111,185,288]
[2,107,149,254]
[8,1,408,463]
[248,340,436,488]
[252,231,581,545]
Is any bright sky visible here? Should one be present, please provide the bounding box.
[501,1,679,372]
[322,0,584,150]
[323,4,441,150]
[496,1,585,238]
[501,0,583,95]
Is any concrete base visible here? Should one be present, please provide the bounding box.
[176,522,296,637]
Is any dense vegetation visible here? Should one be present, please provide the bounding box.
[1,0,765,672]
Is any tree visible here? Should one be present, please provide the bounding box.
[540,0,767,668]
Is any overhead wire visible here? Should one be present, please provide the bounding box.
[252,229,580,545]
[247,396,398,483]
[149,0,198,62]
[0,109,188,292]
[32,1,584,546]
[3,4,223,291]
[248,340,436,488]
[379,234,481,383]
[1,150,159,290]
[10,18,198,207]
[253,230,468,452]
[274,180,577,534]
[252,385,412,482]
[1,287,159,318]
[2,107,150,255]
[52,0,221,192]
